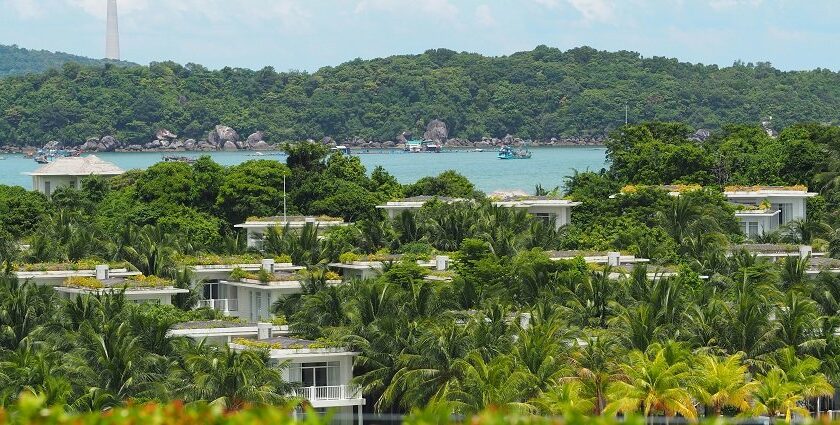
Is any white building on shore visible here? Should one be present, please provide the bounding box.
[26,155,124,196]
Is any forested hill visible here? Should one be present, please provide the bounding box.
[0,45,838,146]
[0,44,135,77]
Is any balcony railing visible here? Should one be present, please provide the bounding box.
[294,385,361,401]
[198,298,238,312]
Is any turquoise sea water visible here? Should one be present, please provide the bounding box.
[0,147,607,193]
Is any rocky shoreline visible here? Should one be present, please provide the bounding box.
[0,120,609,154]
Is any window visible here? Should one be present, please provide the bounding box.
[773,203,794,225]
[203,282,219,300]
[534,213,556,226]
[290,362,341,387]
[741,220,760,238]
[44,181,51,196]
[747,221,760,238]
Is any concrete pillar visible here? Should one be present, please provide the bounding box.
[435,255,449,271]
[95,264,110,280]
[257,322,272,340]
[800,245,813,259]
[607,252,620,267]
[261,258,275,273]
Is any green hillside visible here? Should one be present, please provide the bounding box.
[0,45,838,146]
[0,44,134,78]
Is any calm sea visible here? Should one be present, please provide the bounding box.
[0,147,607,193]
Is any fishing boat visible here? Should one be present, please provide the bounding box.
[497,145,532,160]
[162,155,196,164]
[34,155,49,164]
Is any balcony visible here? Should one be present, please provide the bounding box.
[198,298,238,312]
[294,385,362,402]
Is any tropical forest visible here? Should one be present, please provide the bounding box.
[0,122,840,423]
[0,45,839,146]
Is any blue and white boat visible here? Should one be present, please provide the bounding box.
[497,145,532,160]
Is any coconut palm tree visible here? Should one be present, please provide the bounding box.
[446,352,534,414]
[382,322,474,410]
[121,224,179,277]
[66,320,161,408]
[178,344,293,410]
[751,368,808,423]
[563,335,622,415]
[691,353,757,416]
[533,380,596,416]
[605,346,697,421]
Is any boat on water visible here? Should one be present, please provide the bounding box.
[32,148,80,163]
[162,155,196,164]
[331,145,351,155]
[497,145,532,160]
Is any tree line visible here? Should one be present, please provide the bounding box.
[1,45,839,146]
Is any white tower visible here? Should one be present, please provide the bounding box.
[105,0,120,60]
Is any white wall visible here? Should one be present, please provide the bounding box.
[32,175,81,196]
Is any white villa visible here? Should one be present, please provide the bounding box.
[376,196,463,219]
[168,320,287,345]
[15,263,140,287]
[723,186,817,238]
[328,255,448,281]
[546,250,649,266]
[198,259,339,321]
[27,155,124,196]
[51,267,187,305]
[230,333,365,424]
[489,192,581,230]
[376,193,581,230]
[234,216,346,249]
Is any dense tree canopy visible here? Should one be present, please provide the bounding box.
[0,44,134,78]
[1,46,839,146]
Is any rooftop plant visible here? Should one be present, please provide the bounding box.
[63,276,103,289]
[15,260,134,272]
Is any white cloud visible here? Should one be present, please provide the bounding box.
[354,0,458,20]
[61,0,310,28]
[532,0,560,8]
[4,0,44,18]
[566,0,615,23]
[708,0,763,11]
[474,4,495,27]
[66,0,149,19]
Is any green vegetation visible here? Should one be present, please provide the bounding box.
[2,46,839,146]
[2,121,840,420]
[0,279,290,411]
[0,44,135,78]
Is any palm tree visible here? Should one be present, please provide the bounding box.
[178,344,293,410]
[751,368,808,423]
[121,224,179,277]
[533,380,596,416]
[446,352,534,414]
[381,322,474,410]
[605,346,697,421]
[691,353,757,416]
[783,218,831,244]
[563,335,622,415]
[769,348,834,415]
[66,320,160,408]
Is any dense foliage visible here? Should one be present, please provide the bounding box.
[2,123,840,420]
[0,44,133,78]
[1,45,839,145]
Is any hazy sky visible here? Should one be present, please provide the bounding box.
[1,0,837,72]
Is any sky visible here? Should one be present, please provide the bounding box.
[0,0,838,72]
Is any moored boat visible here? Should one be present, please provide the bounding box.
[497,145,532,159]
